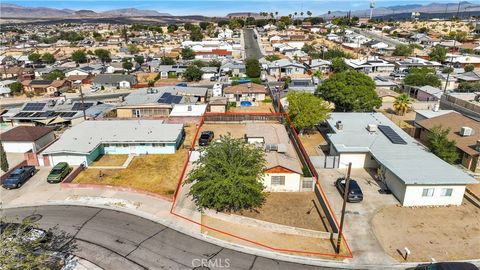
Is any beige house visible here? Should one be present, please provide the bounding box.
[224,83,267,102]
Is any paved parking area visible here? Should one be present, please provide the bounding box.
[1,166,56,204]
[316,168,399,264]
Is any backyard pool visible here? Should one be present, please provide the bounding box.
[240,101,253,107]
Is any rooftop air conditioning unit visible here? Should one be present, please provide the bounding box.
[367,124,378,133]
[265,144,278,152]
[277,144,287,153]
[336,121,343,130]
[460,126,474,137]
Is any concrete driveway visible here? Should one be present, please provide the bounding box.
[0,166,55,204]
[316,168,399,265]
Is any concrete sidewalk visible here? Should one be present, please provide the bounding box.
[1,179,473,269]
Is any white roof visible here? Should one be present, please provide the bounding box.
[327,113,477,186]
[43,120,183,155]
[170,104,207,117]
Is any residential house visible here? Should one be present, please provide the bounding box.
[344,57,395,74]
[220,62,246,77]
[305,59,331,74]
[200,66,218,80]
[394,57,442,72]
[65,65,104,77]
[440,92,480,120]
[416,112,480,173]
[22,80,70,95]
[208,97,228,113]
[0,66,33,79]
[0,80,16,97]
[266,59,306,77]
[445,54,480,68]
[3,100,114,127]
[325,112,477,206]
[0,126,55,153]
[245,123,306,192]
[92,74,137,89]
[41,120,184,166]
[223,83,267,102]
[365,40,389,50]
[116,86,207,118]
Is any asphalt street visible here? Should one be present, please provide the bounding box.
[243,28,263,60]
[1,205,352,270]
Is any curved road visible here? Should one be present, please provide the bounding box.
[1,205,350,270]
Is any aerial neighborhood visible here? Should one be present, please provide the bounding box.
[1,1,480,269]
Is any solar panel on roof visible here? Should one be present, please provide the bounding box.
[378,125,407,145]
[14,112,34,118]
[172,96,182,104]
[292,81,310,86]
[72,102,94,111]
[23,103,46,111]
[59,112,77,118]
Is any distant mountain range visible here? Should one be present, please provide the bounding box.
[322,1,480,18]
[0,3,172,18]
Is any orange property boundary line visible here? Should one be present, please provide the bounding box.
[170,112,354,259]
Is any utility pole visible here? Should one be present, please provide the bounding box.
[79,85,87,120]
[336,162,352,254]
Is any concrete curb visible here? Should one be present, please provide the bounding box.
[4,201,478,270]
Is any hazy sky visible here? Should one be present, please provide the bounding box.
[5,0,479,16]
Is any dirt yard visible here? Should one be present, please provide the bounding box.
[398,21,472,37]
[73,151,188,196]
[91,154,128,166]
[372,201,480,261]
[229,101,275,113]
[238,192,331,232]
[199,123,247,141]
[299,130,327,156]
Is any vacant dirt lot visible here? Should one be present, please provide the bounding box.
[372,201,480,261]
[238,192,331,232]
[91,154,128,166]
[199,123,247,142]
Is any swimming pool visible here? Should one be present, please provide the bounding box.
[240,101,253,107]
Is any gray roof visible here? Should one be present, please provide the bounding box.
[93,74,137,85]
[43,120,183,155]
[268,59,306,69]
[415,109,455,120]
[246,123,302,174]
[326,113,477,185]
[122,86,207,106]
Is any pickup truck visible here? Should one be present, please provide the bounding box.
[2,166,36,189]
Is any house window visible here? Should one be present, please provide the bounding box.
[440,188,453,197]
[271,176,285,186]
[422,188,434,197]
[152,143,166,147]
[302,179,313,189]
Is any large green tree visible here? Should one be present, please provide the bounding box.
[28,53,41,63]
[190,27,204,41]
[404,67,441,87]
[317,71,381,112]
[245,58,261,78]
[8,82,23,95]
[331,57,349,72]
[41,53,55,64]
[181,48,195,60]
[0,142,8,172]
[287,92,331,132]
[393,44,413,56]
[184,135,267,212]
[161,56,176,65]
[43,70,65,81]
[94,49,111,64]
[71,50,87,64]
[428,45,447,62]
[183,65,203,81]
[427,126,459,164]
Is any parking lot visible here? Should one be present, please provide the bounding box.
[315,168,399,264]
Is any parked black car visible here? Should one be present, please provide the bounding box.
[410,262,478,270]
[335,177,363,203]
[198,131,214,146]
[2,166,36,189]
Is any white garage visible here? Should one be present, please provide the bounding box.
[49,153,87,166]
[1,126,55,153]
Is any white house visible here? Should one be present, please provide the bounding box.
[344,57,395,74]
[266,59,306,77]
[245,123,306,192]
[325,113,478,207]
[1,126,56,153]
[41,120,184,166]
[218,28,233,39]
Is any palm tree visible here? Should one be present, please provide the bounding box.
[307,11,312,17]
[393,93,412,116]
[300,11,304,17]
